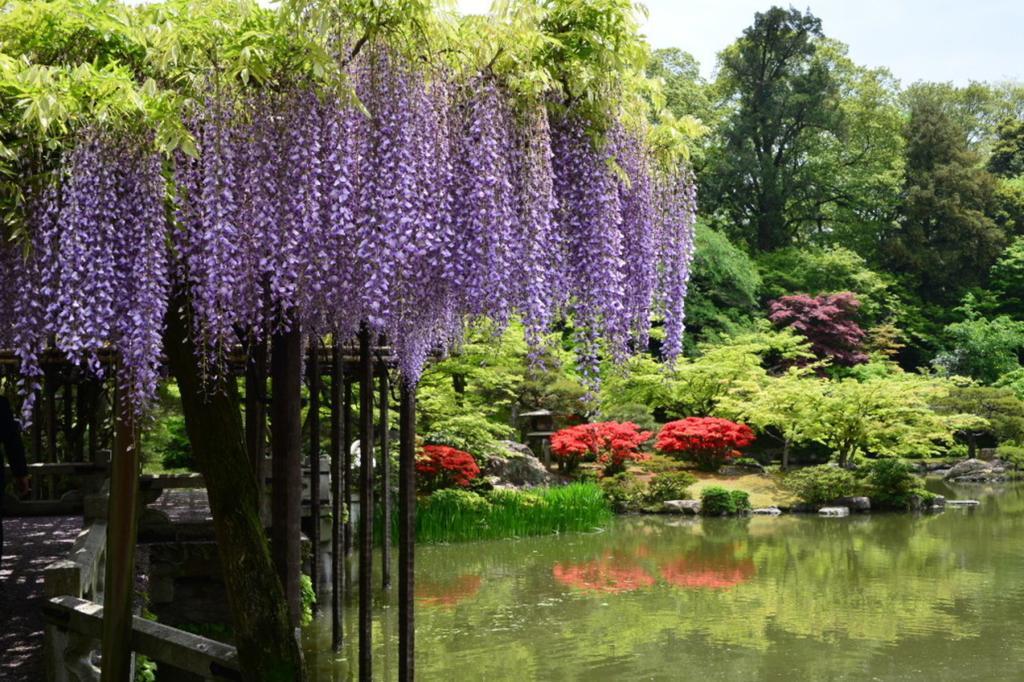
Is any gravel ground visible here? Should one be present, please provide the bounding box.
[0,515,83,682]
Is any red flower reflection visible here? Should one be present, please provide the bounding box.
[659,556,756,590]
[553,554,656,594]
[416,574,483,607]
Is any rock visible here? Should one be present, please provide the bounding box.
[791,503,818,514]
[752,507,782,516]
[946,499,980,507]
[482,442,556,488]
[926,495,946,513]
[832,496,871,513]
[663,499,702,515]
[944,458,1011,483]
[818,507,850,517]
[931,468,951,478]
[944,459,991,480]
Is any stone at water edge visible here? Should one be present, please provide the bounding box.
[663,500,702,515]
[752,507,782,516]
[946,499,981,507]
[482,441,557,488]
[944,459,990,480]
[818,507,850,517]
[832,496,871,513]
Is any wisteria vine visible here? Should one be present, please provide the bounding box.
[5,47,697,414]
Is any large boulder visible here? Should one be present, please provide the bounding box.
[944,458,1010,483]
[663,499,702,515]
[482,442,557,488]
[832,496,871,513]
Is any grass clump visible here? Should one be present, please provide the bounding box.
[416,483,611,543]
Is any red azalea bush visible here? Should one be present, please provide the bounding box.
[655,417,756,471]
[416,445,481,492]
[550,421,652,475]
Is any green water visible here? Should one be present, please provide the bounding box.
[305,481,1024,681]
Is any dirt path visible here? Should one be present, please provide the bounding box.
[0,515,83,682]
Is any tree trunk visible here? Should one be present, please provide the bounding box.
[165,306,305,682]
[782,440,790,471]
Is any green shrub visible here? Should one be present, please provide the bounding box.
[600,473,645,512]
[700,486,737,515]
[733,457,762,468]
[156,415,196,471]
[644,471,697,504]
[730,489,752,513]
[997,444,1024,469]
[783,466,858,505]
[300,574,316,626]
[859,458,927,510]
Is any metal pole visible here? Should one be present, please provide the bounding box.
[331,342,345,652]
[100,381,140,681]
[358,325,375,681]
[308,339,322,609]
[398,379,417,682]
[380,368,391,590]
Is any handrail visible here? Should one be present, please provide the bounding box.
[43,596,241,681]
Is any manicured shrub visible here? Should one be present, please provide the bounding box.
[644,471,697,504]
[655,417,756,471]
[858,458,927,510]
[730,490,752,513]
[551,421,652,475]
[416,445,480,492]
[783,465,858,505]
[700,485,737,515]
[600,473,644,512]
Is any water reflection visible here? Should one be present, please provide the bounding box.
[417,574,483,607]
[553,552,655,594]
[308,483,1024,681]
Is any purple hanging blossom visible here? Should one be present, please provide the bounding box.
[655,163,698,363]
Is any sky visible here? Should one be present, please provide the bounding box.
[455,0,1024,86]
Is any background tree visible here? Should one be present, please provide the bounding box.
[888,94,1004,306]
[768,292,868,366]
[704,6,840,251]
[683,224,761,350]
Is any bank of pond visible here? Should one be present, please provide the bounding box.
[410,455,1014,545]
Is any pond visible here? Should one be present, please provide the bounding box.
[304,481,1024,681]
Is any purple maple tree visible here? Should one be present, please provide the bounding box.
[768,292,868,366]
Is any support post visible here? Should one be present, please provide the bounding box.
[358,326,375,681]
[245,338,268,501]
[330,342,345,652]
[100,387,139,682]
[343,369,353,557]
[271,326,303,627]
[308,339,322,608]
[398,380,417,682]
[379,368,391,590]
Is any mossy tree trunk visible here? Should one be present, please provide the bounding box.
[165,303,305,682]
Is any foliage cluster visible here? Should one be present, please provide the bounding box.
[700,486,751,515]
[655,417,756,471]
[416,445,481,492]
[415,483,611,543]
[550,421,652,475]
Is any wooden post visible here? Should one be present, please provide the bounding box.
[398,380,416,682]
[100,386,140,682]
[379,368,391,590]
[343,369,353,557]
[358,326,375,681]
[271,326,303,627]
[245,338,268,501]
[330,342,345,651]
[308,339,322,608]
